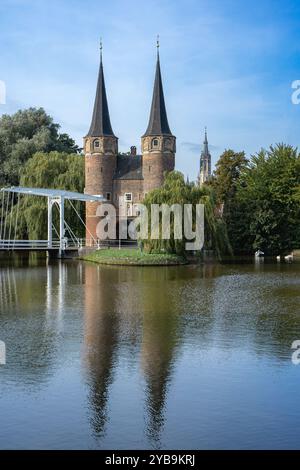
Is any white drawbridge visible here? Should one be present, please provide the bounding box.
[0,187,104,257]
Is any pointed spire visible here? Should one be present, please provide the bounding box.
[204,127,208,144]
[100,37,103,62]
[199,127,211,186]
[203,127,209,156]
[143,40,172,137]
[87,41,115,137]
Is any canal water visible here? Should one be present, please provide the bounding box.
[0,255,300,449]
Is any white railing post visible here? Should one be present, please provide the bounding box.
[59,196,65,257]
[47,197,53,249]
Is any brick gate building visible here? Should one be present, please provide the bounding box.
[84,46,176,241]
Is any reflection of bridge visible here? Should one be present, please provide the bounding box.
[0,186,105,257]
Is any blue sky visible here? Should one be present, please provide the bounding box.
[0,0,300,179]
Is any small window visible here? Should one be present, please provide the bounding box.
[149,166,151,172]
[100,167,103,173]
[125,193,132,202]
[94,140,100,148]
[153,139,159,147]
[106,192,111,201]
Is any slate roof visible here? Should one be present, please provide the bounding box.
[114,154,143,180]
[143,54,173,137]
[86,56,115,137]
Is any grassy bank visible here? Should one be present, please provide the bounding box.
[81,248,187,266]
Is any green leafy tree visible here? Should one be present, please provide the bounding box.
[236,144,300,255]
[211,149,248,203]
[0,108,79,186]
[211,149,250,253]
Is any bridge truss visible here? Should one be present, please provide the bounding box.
[0,187,105,257]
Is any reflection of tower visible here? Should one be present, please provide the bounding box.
[140,273,179,445]
[83,263,120,438]
[199,128,211,186]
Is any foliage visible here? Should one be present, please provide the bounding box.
[141,171,232,258]
[211,149,248,204]
[207,149,250,254]
[210,145,300,255]
[235,144,300,255]
[0,108,79,187]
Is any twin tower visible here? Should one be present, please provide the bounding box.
[84,47,176,240]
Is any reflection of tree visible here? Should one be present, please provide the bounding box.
[83,263,120,438]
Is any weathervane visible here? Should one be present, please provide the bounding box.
[100,37,103,60]
[157,34,160,56]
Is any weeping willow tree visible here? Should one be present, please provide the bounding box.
[141,171,232,259]
[198,190,232,259]
[3,151,85,240]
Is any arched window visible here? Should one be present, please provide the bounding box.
[94,140,100,149]
[152,138,159,148]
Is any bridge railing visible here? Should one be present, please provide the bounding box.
[0,238,138,250]
[0,240,61,250]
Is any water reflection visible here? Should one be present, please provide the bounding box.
[82,264,183,444]
[0,261,60,387]
[0,267,18,310]
[80,261,253,446]
[141,307,178,446]
[1,257,300,448]
[83,264,120,438]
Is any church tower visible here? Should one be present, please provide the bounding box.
[84,44,118,242]
[199,128,211,186]
[141,43,176,192]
